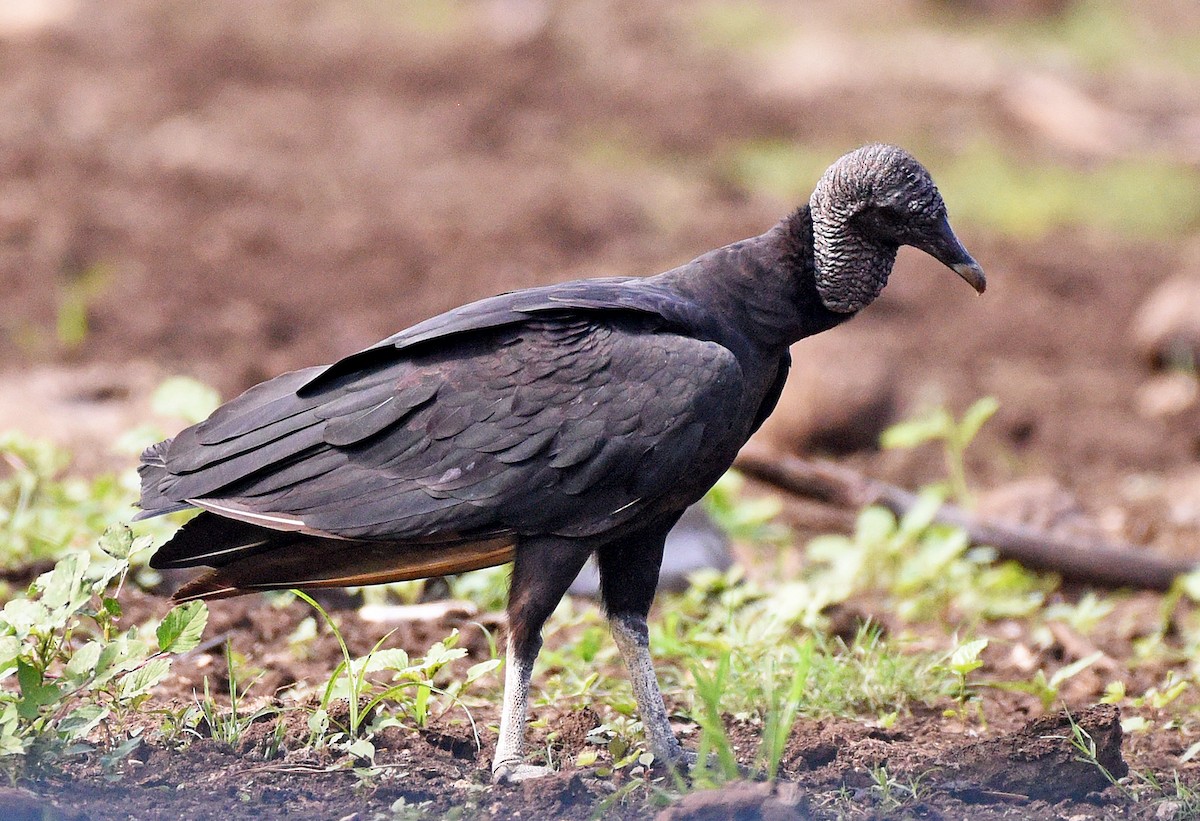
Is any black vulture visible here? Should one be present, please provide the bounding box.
[136,144,985,782]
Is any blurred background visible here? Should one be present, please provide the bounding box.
[0,0,1198,552]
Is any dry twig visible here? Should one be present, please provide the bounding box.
[733,444,1197,591]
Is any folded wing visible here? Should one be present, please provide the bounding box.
[139,286,744,595]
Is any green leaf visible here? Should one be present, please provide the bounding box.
[65,641,104,684]
[420,638,467,671]
[16,659,42,693]
[59,704,108,741]
[855,506,897,546]
[156,601,209,654]
[1178,569,1200,603]
[465,658,502,684]
[880,409,952,450]
[38,553,91,617]
[119,657,171,700]
[98,525,135,560]
[364,648,410,674]
[308,708,329,737]
[946,639,988,675]
[957,397,1000,445]
[897,488,946,540]
[93,634,151,687]
[100,735,144,769]
[727,495,783,528]
[0,595,48,643]
[1121,716,1150,734]
[347,738,376,762]
[413,683,431,724]
[16,659,62,720]
[151,377,221,424]
[0,637,21,678]
[1048,651,1104,689]
[128,536,156,563]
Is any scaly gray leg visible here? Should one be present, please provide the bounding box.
[492,538,591,784]
[492,637,552,782]
[596,514,692,770]
[610,612,687,767]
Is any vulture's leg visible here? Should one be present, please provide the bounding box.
[493,538,591,783]
[598,516,688,768]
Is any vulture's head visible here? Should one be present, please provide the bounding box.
[809,143,986,313]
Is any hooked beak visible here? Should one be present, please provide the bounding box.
[916,215,986,295]
[952,260,987,294]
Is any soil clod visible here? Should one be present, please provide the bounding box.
[936,704,1126,802]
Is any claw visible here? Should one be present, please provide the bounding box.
[492,761,555,784]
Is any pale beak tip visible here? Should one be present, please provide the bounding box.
[952,261,987,295]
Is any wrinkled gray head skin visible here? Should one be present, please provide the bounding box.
[810,144,984,313]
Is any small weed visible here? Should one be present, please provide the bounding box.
[703,471,789,546]
[444,565,511,615]
[868,765,931,811]
[55,264,111,351]
[583,714,652,777]
[689,652,741,785]
[990,651,1104,712]
[1050,710,1128,798]
[1131,770,1200,819]
[802,495,1050,625]
[0,526,207,771]
[0,433,147,568]
[194,642,277,746]
[881,396,998,506]
[1044,591,1116,636]
[294,591,499,761]
[934,637,988,721]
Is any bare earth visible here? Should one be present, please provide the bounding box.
[2,0,1200,818]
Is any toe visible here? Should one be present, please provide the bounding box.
[492,761,555,784]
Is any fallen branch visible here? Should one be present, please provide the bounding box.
[733,444,1197,592]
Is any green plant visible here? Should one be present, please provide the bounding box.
[114,376,222,459]
[1044,592,1116,636]
[581,714,653,777]
[55,264,111,351]
[1052,710,1128,797]
[868,765,931,811]
[880,396,999,506]
[1129,770,1200,819]
[294,591,500,762]
[990,651,1104,712]
[758,640,811,781]
[194,642,278,746]
[689,652,741,785]
[0,433,143,568]
[801,494,1050,625]
[703,472,789,546]
[0,526,207,768]
[444,565,510,613]
[934,637,988,718]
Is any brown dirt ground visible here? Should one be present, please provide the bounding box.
[2,0,1200,818]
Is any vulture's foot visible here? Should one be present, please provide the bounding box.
[492,760,554,783]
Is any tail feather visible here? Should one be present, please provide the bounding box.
[151,512,516,602]
[149,512,304,569]
[135,438,196,520]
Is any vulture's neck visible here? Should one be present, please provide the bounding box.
[663,206,854,352]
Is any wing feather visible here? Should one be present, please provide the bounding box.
[141,282,745,584]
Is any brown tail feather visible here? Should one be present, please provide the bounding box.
[172,537,516,602]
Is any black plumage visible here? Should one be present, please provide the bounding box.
[137,144,985,781]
